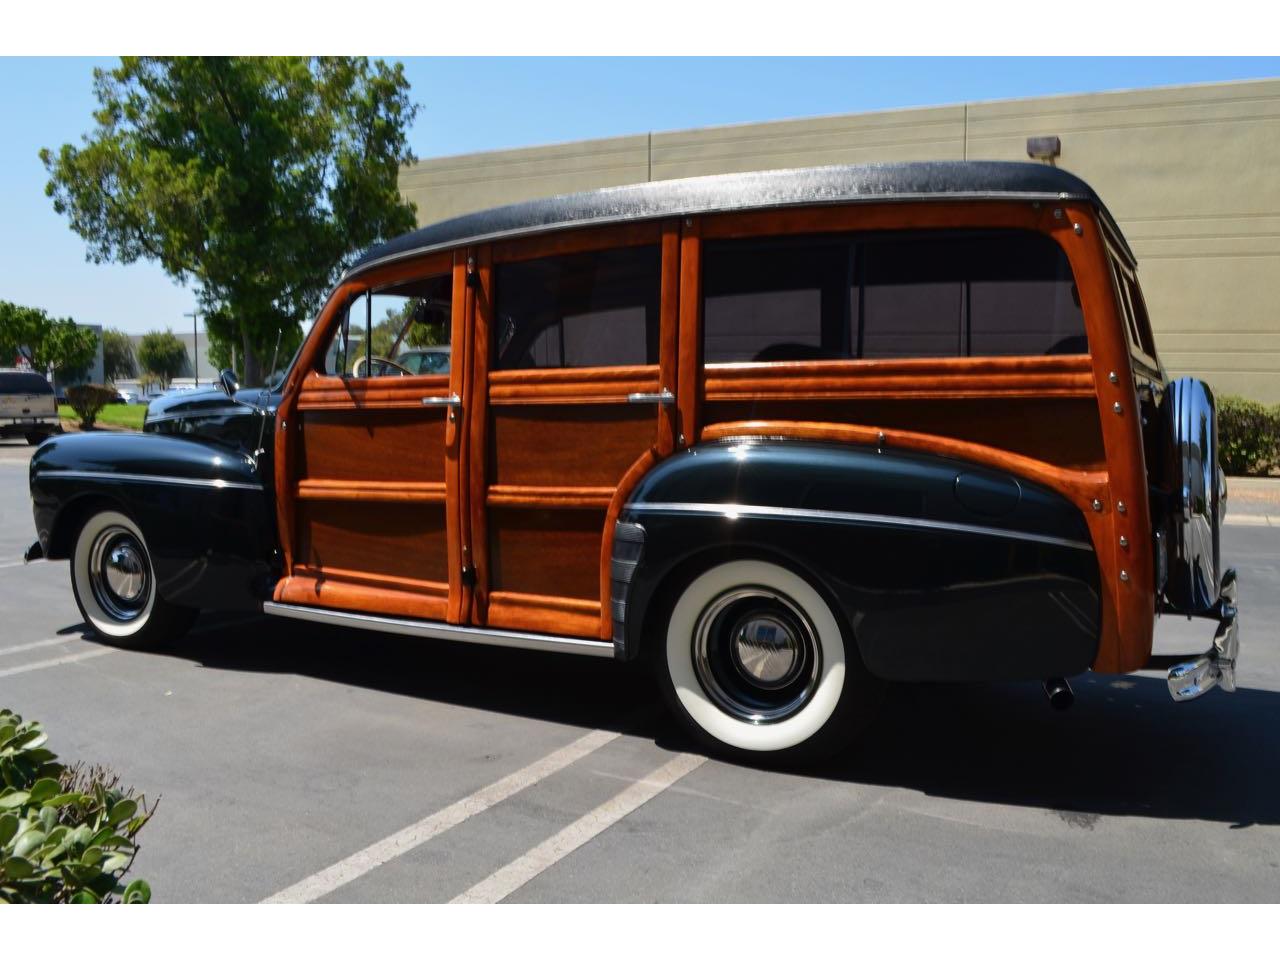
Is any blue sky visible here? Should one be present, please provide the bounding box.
[2,56,1278,335]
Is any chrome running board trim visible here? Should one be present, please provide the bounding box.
[262,601,614,658]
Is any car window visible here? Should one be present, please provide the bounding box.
[703,229,1087,363]
[493,245,661,370]
[0,372,54,394]
[323,274,452,377]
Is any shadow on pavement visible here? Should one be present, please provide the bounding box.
[68,610,1280,829]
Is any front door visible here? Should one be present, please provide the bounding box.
[277,251,472,624]
[467,223,680,639]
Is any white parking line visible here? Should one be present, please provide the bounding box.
[0,636,85,657]
[0,646,116,678]
[451,751,708,904]
[0,559,42,570]
[262,727,625,904]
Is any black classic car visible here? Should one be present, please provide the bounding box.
[25,162,1239,762]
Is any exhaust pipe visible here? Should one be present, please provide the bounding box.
[1042,677,1074,710]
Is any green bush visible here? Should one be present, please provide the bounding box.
[64,383,119,429]
[1217,395,1280,476]
[1,709,153,903]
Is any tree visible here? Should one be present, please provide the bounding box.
[0,300,98,383]
[136,330,187,389]
[102,328,136,382]
[42,57,420,386]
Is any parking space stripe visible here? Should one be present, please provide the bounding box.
[0,646,116,678]
[0,636,84,657]
[261,727,624,904]
[451,751,707,904]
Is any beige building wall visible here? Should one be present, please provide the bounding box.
[400,78,1280,403]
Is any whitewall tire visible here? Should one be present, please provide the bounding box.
[658,559,878,761]
[70,508,196,647]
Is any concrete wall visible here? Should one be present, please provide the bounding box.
[400,78,1280,403]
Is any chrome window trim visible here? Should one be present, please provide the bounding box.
[34,469,264,492]
[262,601,615,658]
[624,501,1093,552]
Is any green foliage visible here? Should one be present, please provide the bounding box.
[0,300,98,381]
[0,709,154,904]
[102,328,136,382]
[42,56,420,384]
[59,403,146,430]
[65,384,119,428]
[1218,395,1280,476]
[136,329,187,388]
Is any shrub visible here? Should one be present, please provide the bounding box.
[0,708,153,903]
[1217,395,1280,476]
[64,383,119,429]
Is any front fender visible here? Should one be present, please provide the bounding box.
[617,439,1101,683]
[29,432,277,611]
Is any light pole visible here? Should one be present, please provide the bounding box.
[184,309,200,386]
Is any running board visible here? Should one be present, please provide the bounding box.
[261,601,615,658]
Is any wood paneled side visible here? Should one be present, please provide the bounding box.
[705,397,1106,472]
[485,592,601,637]
[488,405,657,487]
[276,575,448,623]
[296,500,450,586]
[298,409,448,484]
[487,507,605,606]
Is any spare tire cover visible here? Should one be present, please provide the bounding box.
[1164,377,1224,613]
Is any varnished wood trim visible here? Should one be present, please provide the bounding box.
[297,372,453,410]
[658,222,680,455]
[486,485,615,509]
[275,574,449,622]
[677,217,702,447]
[448,249,472,623]
[488,365,660,404]
[492,221,663,264]
[291,564,449,597]
[295,479,447,503]
[703,355,1094,401]
[469,245,494,623]
[598,447,660,639]
[485,590,601,638]
[342,251,455,293]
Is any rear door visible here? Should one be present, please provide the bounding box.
[467,223,680,639]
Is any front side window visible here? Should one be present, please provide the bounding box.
[493,246,661,370]
[323,274,452,377]
[702,229,1086,364]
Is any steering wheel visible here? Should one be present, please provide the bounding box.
[352,355,413,378]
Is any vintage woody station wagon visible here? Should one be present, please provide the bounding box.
[27,162,1240,761]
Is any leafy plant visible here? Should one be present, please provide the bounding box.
[64,384,119,429]
[102,328,137,382]
[1217,395,1280,476]
[0,300,98,382]
[0,708,154,903]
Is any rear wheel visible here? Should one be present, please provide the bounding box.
[655,558,881,764]
[70,509,197,648]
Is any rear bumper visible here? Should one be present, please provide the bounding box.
[0,416,59,438]
[1167,569,1240,701]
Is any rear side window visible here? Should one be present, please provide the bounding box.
[494,246,661,370]
[703,229,1085,363]
[0,372,53,394]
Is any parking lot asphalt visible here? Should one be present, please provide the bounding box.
[2,438,1278,902]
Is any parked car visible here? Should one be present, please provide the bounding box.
[1,370,60,445]
[24,162,1240,762]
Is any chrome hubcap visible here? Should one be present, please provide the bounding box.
[88,526,150,622]
[693,587,821,724]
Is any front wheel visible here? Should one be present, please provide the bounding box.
[70,509,197,648]
[655,559,881,764]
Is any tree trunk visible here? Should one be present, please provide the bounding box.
[241,327,262,387]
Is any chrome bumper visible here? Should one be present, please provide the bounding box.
[1167,569,1240,701]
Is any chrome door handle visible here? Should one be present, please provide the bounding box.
[626,389,675,406]
[421,394,462,407]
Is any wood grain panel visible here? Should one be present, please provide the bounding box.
[296,479,447,503]
[296,371,453,410]
[488,405,657,487]
[705,397,1105,472]
[493,221,663,264]
[299,409,447,484]
[485,591,601,637]
[297,500,449,586]
[487,507,605,603]
[488,365,659,404]
[486,485,615,509]
[275,575,448,623]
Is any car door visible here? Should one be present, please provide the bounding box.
[275,251,473,624]
[467,222,680,639]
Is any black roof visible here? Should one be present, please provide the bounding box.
[348,161,1132,278]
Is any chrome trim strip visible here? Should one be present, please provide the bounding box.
[34,469,264,492]
[624,501,1094,552]
[143,406,253,424]
[262,601,615,657]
